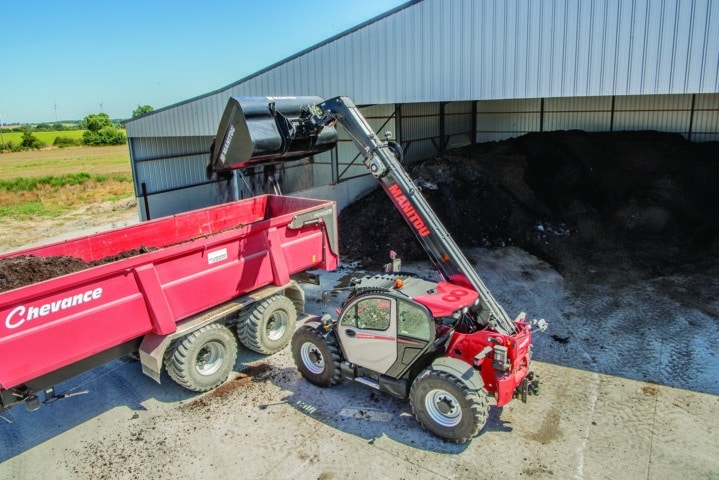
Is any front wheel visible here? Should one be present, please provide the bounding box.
[409,368,489,443]
[291,326,341,387]
[164,323,238,392]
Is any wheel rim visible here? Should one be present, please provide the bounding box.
[424,388,462,427]
[195,341,224,376]
[299,342,325,374]
[266,311,288,341]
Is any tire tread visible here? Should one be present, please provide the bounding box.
[409,367,489,443]
[237,295,296,355]
[165,323,237,392]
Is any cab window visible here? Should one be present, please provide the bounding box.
[342,297,391,331]
[398,301,431,341]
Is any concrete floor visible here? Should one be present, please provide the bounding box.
[1,248,717,479]
[1,356,716,479]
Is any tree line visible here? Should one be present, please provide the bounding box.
[1,105,154,152]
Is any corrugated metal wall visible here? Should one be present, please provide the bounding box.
[127,0,719,138]
[128,92,719,218]
[130,136,211,196]
[475,99,542,142]
[694,93,719,142]
[474,92,719,142]
[401,102,440,162]
[544,97,611,132]
[281,0,719,100]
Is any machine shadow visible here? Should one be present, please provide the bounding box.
[268,366,513,454]
[0,350,270,463]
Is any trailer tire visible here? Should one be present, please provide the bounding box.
[164,323,238,392]
[291,326,341,387]
[409,368,489,443]
[237,295,296,355]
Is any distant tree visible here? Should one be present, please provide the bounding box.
[80,112,126,146]
[19,127,44,150]
[81,112,114,132]
[82,127,126,146]
[52,122,65,131]
[132,105,154,117]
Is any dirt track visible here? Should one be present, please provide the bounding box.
[0,197,138,253]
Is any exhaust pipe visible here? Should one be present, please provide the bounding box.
[208,96,338,173]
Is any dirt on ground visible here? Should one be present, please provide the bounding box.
[339,130,719,285]
[0,197,138,252]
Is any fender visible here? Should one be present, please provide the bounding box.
[429,356,484,391]
[298,313,338,339]
[298,316,324,331]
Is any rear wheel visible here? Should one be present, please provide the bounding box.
[164,323,238,392]
[291,326,341,387]
[238,295,297,354]
[409,368,489,442]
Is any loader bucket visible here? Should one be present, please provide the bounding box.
[209,96,338,172]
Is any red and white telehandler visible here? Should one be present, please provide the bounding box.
[210,95,547,442]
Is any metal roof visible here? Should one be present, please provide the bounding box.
[126,0,719,137]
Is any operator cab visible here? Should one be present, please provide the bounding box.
[336,274,480,385]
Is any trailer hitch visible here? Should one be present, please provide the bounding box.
[514,371,540,403]
[42,386,90,405]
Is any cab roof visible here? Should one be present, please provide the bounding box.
[352,274,479,318]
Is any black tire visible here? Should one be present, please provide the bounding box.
[164,323,238,392]
[237,295,297,355]
[291,326,341,387]
[409,368,489,443]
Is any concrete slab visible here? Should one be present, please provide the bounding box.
[1,351,717,479]
[1,249,717,479]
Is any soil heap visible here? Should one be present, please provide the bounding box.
[338,131,719,283]
[0,247,154,293]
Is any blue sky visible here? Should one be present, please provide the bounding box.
[0,0,408,124]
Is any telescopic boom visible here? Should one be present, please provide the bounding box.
[210,95,520,334]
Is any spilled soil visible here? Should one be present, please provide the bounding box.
[339,131,719,284]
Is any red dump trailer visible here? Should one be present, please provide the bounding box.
[0,194,338,413]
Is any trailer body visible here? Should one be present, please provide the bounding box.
[0,194,338,411]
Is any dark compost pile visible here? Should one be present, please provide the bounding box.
[2,131,717,293]
[339,131,719,283]
[0,247,154,293]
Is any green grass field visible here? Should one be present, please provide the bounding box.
[0,144,133,218]
[0,144,131,179]
[0,129,85,146]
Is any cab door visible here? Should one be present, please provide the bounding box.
[337,296,396,374]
